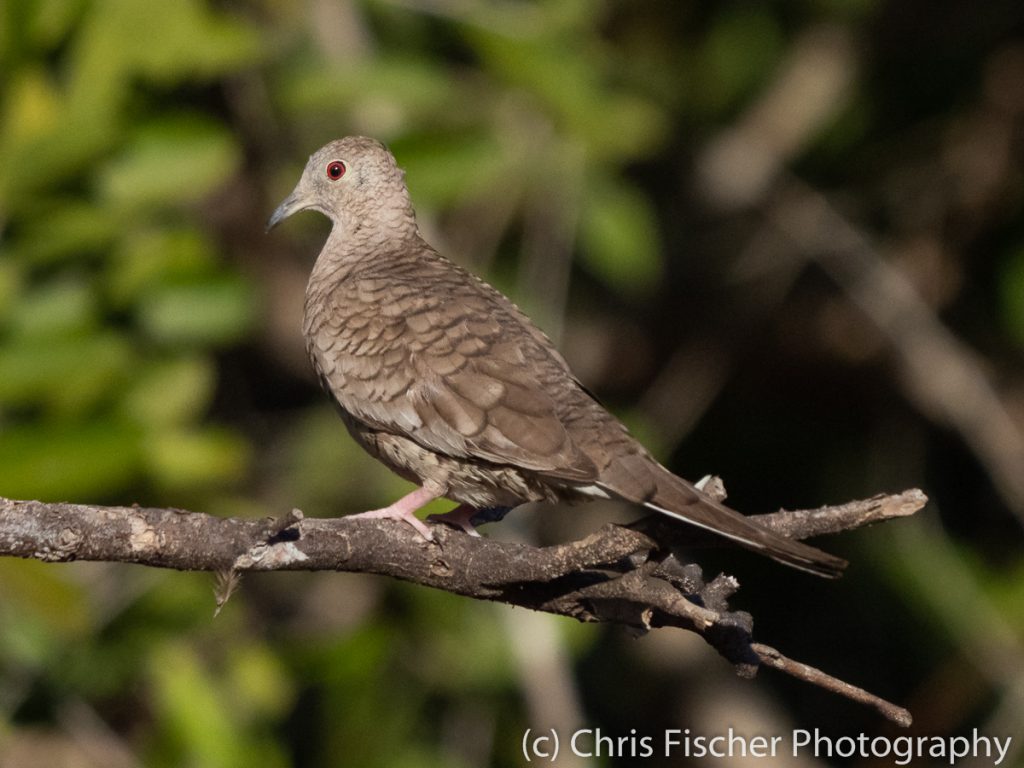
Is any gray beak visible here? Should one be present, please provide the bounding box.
[266,191,307,232]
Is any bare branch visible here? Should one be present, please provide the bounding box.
[0,489,925,726]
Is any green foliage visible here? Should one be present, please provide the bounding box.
[1,5,268,756]
[0,420,143,499]
[99,118,241,213]
[147,641,291,768]
[0,0,259,505]
[580,175,662,294]
[692,7,784,117]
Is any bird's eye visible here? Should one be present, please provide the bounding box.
[326,161,346,180]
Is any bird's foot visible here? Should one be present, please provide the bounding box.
[427,504,482,537]
[348,507,434,540]
[347,485,439,541]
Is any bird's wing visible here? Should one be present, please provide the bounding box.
[306,255,597,481]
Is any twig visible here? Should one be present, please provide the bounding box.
[629,488,925,548]
[0,489,926,726]
[751,643,913,727]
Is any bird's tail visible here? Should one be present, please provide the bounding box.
[630,470,847,578]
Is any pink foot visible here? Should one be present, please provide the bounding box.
[427,504,481,537]
[346,486,439,541]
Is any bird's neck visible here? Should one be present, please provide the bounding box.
[306,213,422,291]
[336,202,419,248]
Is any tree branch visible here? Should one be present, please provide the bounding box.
[0,488,925,727]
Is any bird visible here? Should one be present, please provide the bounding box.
[267,136,847,578]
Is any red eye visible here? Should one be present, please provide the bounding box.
[326,161,346,180]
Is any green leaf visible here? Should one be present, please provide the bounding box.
[463,26,666,158]
[9,199,118,265]
[580,177,662,295]
[0,559,92,643]
[0,419,144,500]
[0,332,133,415]
[118,356,216,427]
[9,277,98,338]
[148,642,247,768]
[0,68,114,209]
[136,274,256,347]
[116,0,262,83]
[0,67,77,206]
[143,427,249,492]
[70,0,261,90]
[0,65,61,146]
[97,116,240,212]
[107,226,219,308]
[24,0,87,51]
[390,132,508,207]
[279,54,458,132]
[695,8,785,116]
[226,644,296,721]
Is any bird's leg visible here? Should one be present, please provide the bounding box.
[347,485,439,540]
[428,505,513,536]
[427,504,482,536]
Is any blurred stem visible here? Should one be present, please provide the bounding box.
[770,178,1024,529]
[517,139,584,345]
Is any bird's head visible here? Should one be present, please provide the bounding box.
[266,136,415,235]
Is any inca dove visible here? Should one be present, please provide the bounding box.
[267,136,846,577]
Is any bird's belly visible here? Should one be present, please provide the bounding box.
[340,414,563,508]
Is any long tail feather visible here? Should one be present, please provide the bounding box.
[642,497,847,578]
[605,469,847,578]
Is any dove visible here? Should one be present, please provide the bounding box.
[267,136,846,577]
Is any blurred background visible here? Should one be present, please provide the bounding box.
[2,0,1024,766]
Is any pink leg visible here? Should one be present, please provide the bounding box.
[346,485,439,541]
[427,504,481,537]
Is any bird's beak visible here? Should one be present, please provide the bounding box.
[266,190,308,232]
